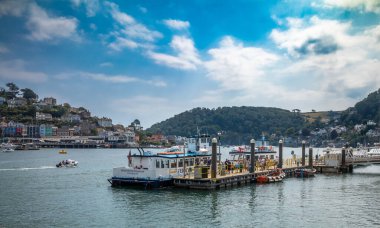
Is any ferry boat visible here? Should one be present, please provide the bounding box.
[367,148,380,157]
[229,135,277,160]
[108,134,212,189]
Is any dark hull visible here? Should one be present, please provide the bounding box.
[108,177,174,189]
[294,169,316,178]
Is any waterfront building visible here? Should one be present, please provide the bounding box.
[39,124,53,137]
[57,126,74,137]
[27,125,40,138]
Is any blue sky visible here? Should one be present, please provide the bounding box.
[0,0,380,128]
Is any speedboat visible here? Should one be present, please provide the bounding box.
[56,159,78,168]
[294,168,316,178]
[1,143,16,152]
[256,169,286,183]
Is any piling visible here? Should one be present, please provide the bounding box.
[250,139,255,173]
[301,140,306,166]
[341,147,346,167]
[278,140,283,169]
[211,138,217,179]
[309,148,313,169]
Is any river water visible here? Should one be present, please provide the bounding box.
[0,148,379,227]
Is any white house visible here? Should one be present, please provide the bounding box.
[98,117,112,127]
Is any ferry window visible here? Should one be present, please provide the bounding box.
[156,160,160,168]
[161,160,165,168]
[178,159,183,167]
[201,138,206,143]
[270,155,274,159]
[185,159,189,166]
[165,160,169,168]
[170,160,177,168]
[189,158,194,166]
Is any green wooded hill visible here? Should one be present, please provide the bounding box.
[340,88,380,126]
[147,106,306,145]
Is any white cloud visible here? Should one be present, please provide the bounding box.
[270,16,351,57]
[71,0,99,17]
[108,37,138,51]
[0,59,47,82]
[0,0,28,17]
[57,71,167,87]
[79,72,138,83]
[321,0,380,14]
[26,4,79,41]
[147,35,200,70]
[139,6,147,14]
[204,36,279,91]
[270,16,380,99]
[163,19,190,30]
[104,1,162,52]
[99,62,113,67]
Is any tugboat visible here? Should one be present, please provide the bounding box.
[108,134,212,189]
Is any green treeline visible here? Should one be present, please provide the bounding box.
[148,106,306,145]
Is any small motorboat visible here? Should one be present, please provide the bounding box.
[1,143,16,152]
[56,159,78,168]
[294,168,316,178]
[58,149,67,154]
[256,169,286,184]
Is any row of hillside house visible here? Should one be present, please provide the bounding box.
[0,122,75,138]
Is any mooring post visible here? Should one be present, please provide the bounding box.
[250,139,255,173]
[183,143,186,178]
[211,138,217,179]
[278,139,283,168]
[302,140,306,166]
[341,147,346,167]
[309,147,313,169]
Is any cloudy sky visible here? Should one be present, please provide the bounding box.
[0,0,379,128]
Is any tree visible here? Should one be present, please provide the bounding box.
[5,82,19,99]
[21,88,38,101]
[330,129,338,140]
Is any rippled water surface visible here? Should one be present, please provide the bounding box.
[1,148,379,227]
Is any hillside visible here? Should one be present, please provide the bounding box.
[147,106,306,145]
[340,88,380,126]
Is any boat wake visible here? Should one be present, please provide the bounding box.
[0,166,56,171]
[353,164,380,175]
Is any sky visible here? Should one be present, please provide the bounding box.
[0,0,379,128]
